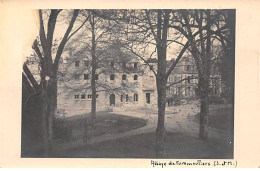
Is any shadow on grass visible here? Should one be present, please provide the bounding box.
[52,132,233,159]
[22,111,148,158]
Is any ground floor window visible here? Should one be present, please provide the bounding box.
[75,94,79,100]
[81,94,86,100]
[87,94,98,99]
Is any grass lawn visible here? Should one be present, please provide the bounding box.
[66,111,147,139]
[54,111,148,143]
[52,132,233,159]
[23,111,147,158]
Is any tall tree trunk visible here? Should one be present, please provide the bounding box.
[155,10,169,158]
[90,67,97,125]
[40,74,57,157]
[156,79,167,158]
[47,77,57,155]
[90,14,97,125]
[198,77,209,140]
[40,93,50,157]
[199,10,211,140]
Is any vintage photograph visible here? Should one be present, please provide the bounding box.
[21,9,235,158]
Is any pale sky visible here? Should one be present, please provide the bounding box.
[24,9,189,63]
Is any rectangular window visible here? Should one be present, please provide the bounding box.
[126,94,129,102]
[74,95,79,100]
[111,61,115,68]
[187,65,190,71]
[110,74,115,80]
[185,87,190,96]
[146,93,150,104]
[150,65,153,70]
[187,76,191,83]
[84,74,89,80]
[134,94,138,102]
[121,94,123,102]
[75,61,80,67]
[177,87,181,95]
[88,94,92,99]
[96,94,98,98]
[174,76,177,82]
[75,74,80,79]
[134,62,138,69]
[81,94,86,100]
[95,74,99,80]
[84,61,89,67]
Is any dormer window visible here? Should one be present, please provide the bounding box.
[122,62,126,69]
[110,74,115,80]
[134,75,138,80]
[122,74,126,80]
[111,61,115,68]
[75,61,80,67]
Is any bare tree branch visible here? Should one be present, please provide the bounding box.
[53,9,79,73]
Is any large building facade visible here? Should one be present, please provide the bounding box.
[26,51,227,116]
[56,51,158,116]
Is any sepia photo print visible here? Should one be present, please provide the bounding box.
[21,9,235,159]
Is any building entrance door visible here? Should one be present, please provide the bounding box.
[110,94,115,106]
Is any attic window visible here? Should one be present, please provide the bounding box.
[134,75,138,80]
[122,74,126,80]
[110,74,115,80]
[75,61,80,67]
[111,61,115,68]
[122,62,126,69]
